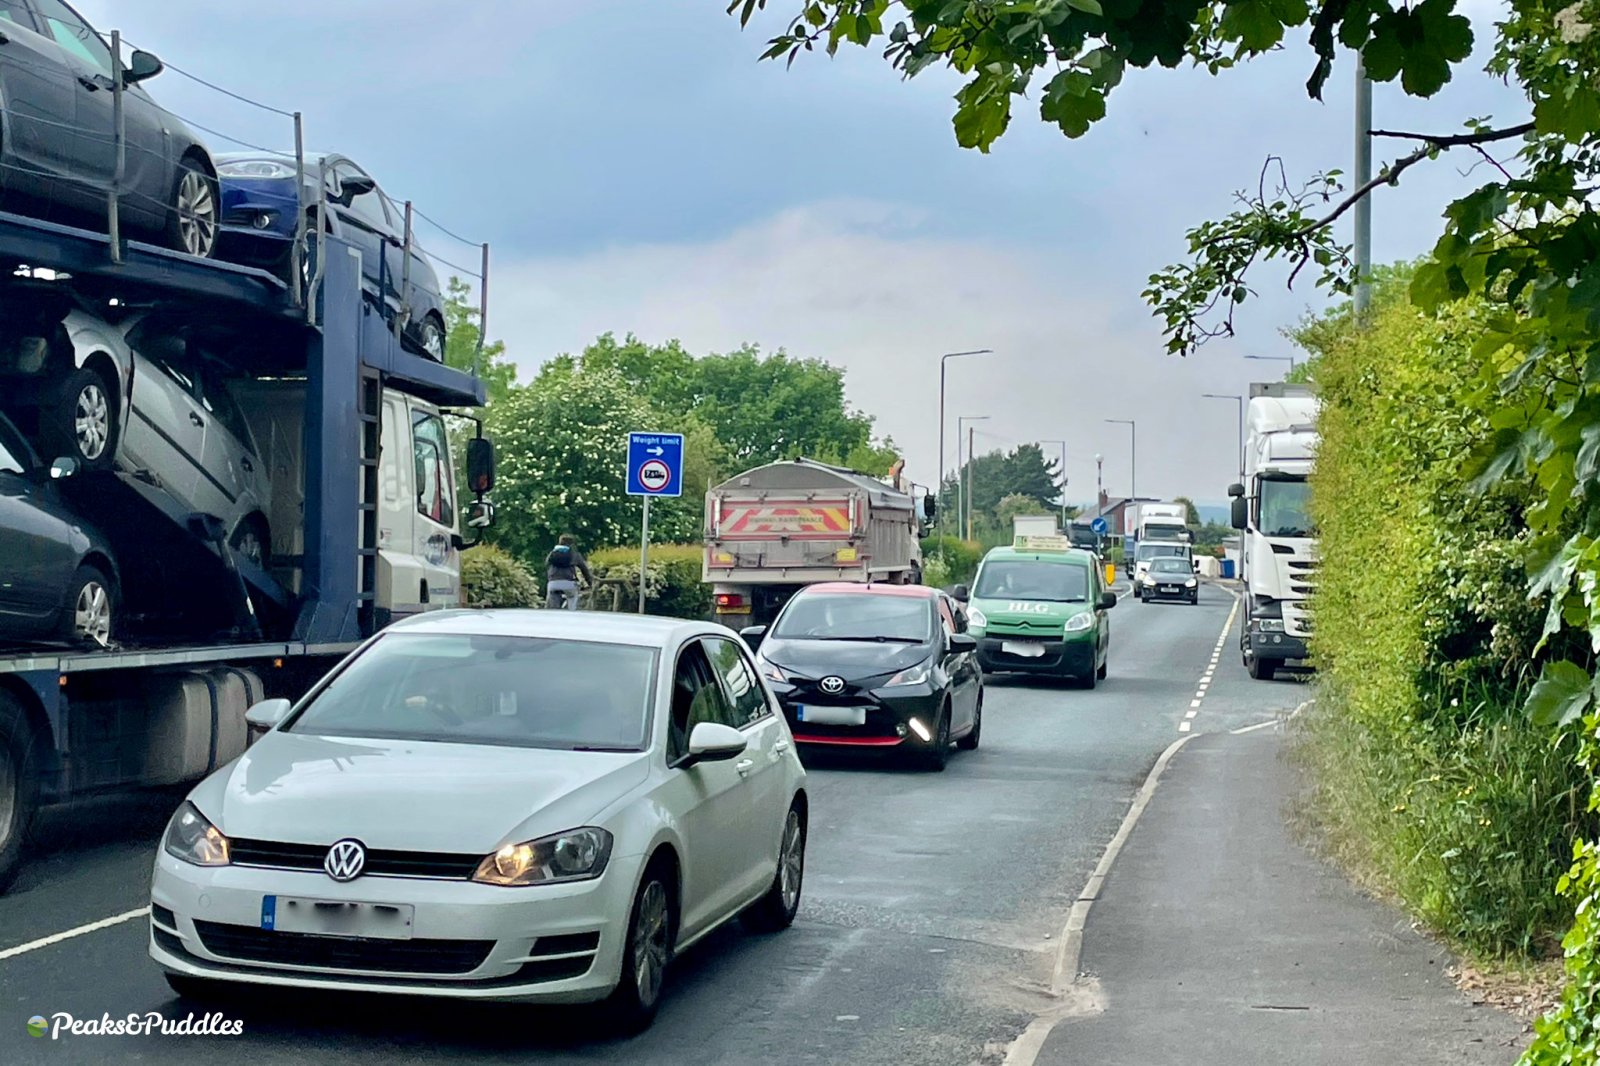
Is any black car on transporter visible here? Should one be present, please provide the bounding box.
[742,583,982,772]
[0,410,117,647]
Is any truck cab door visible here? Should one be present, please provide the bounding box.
[376,396,459,618]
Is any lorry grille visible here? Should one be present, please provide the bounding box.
[228,839,481,880]
[194,921,493,974]
[1286,559,1318,597]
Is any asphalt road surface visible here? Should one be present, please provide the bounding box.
[0,583,1307,1064]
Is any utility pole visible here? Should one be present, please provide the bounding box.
[967,424,976,540]
[1354,53,1373,319]
[957,415,989,543]
[937,350,993,543]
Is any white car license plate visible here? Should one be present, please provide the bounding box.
[1161,585,1179,593]
[261,897,415,940]
[1001,640,1046,658]
[796,705,866,726]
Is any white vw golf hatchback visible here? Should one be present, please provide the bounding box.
[149,610,809,1031]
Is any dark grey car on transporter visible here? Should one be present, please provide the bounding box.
[0,0,219,257]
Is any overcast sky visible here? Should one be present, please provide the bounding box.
[81,1,1526,504]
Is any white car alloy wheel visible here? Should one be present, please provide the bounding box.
[779,810,804,913]
[74,382,111,461]
[74,579,112,647]
[631,879,671,1009]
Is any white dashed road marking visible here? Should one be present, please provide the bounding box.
[1179,596,1240,734]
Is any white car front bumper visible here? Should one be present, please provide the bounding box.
[148,847,642,1003]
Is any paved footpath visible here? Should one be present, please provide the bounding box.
[1036,725,1530,1066]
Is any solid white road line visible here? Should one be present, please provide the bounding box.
[0,907,148,961]
[1004,733,1200,1066]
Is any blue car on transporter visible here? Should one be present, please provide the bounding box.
[213,152,446,360]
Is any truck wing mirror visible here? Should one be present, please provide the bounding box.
[467,436,496,495]
[923,493,937,522]
[1230,497,1247,530]
[1227,482,1245,498]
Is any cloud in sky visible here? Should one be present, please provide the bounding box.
[496,198,1287,505]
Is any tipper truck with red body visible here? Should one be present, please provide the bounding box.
[703,458,929,629]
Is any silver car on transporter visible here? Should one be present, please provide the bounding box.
[0,308,273,565]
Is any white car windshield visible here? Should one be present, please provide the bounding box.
[1149,558,1192,575]
[287,632,657,751]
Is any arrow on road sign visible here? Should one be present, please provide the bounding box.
[648,446,664,456]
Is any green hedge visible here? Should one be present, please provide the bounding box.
[1294,280,1595,960]
[589,544,712,620]
[920,536,983,589]
[461,544,541,608]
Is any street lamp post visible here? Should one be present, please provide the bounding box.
[937,350,993,540]
[1244,354,1297,375]
[956,415,990,544]
[1039,439,1068,529]
[1104,419,1136,503]
[1202,393,1244,484]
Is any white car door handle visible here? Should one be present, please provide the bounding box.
[773,740,791,754]
[735,759,754,776]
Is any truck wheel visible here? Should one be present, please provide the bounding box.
[0,692,42,894]
[1247,655,1276,681]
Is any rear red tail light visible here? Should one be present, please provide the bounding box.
[715,593,747,610]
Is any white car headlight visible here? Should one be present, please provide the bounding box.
[1185,578,1198,588]
[217,159,297,180]
[163,802,230,867]
[1063,612,1095,633]
[473,827,613,887]
[967,607,988,629]
[1142,573,1157,585]
[885,660,932,687]
[755,656,787,683]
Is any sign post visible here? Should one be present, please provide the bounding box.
[625,432,685,614]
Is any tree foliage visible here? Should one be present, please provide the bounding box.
[442,276,517,406]
[567,332,883,466]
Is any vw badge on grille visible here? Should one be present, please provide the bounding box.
[324,839,366,882]
[819,676,846,695]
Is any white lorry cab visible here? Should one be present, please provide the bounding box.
[1229,383,1318,680]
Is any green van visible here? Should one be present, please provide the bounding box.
[959,541,1118,687]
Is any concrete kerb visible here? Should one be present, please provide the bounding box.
[1001,732,1198,1066]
